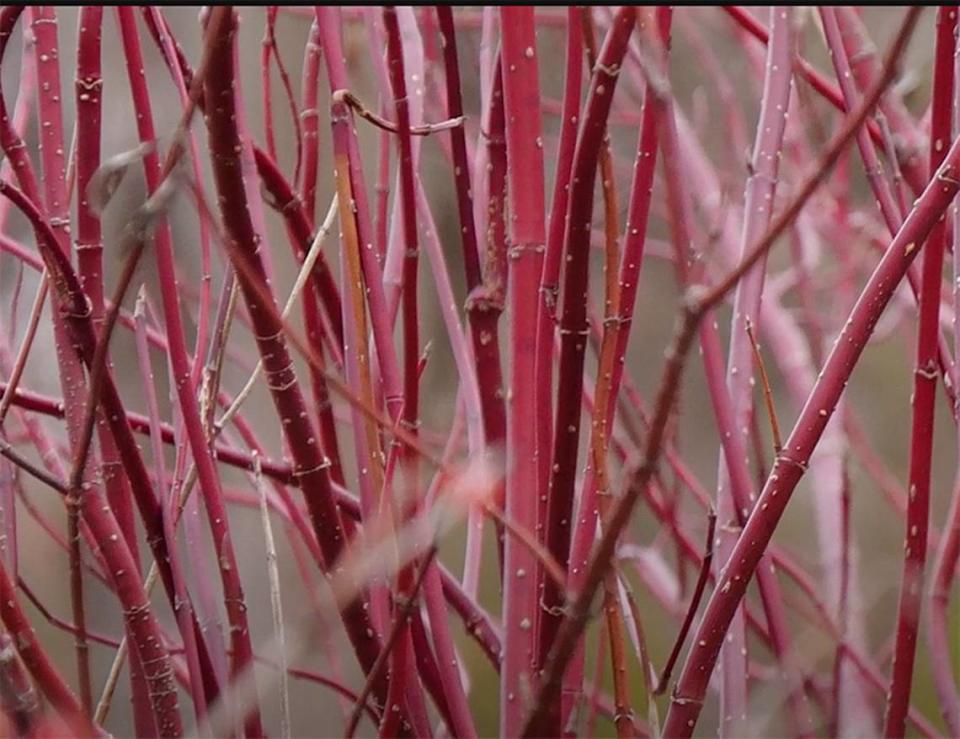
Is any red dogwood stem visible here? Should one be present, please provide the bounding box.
[499,7,546,734]
[379,9,431,737]
[535,7,582,523]
[883,7,954,737]
[539,17,636,699]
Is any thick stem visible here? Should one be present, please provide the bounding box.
[253,147,346,484]
[27,8,103,722]
[77,8,160,730]
[499,8,547,734]
[571,11,637,738]
[331,101,392,636]
[471,59,510,580]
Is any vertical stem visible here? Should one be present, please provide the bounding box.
[884,7,955,737]
[253,457,291,739]
[331,104,392,634]
[133,292,209,720]
[471,59,510,582]
[261,6,279,164]
[316,6,406,427]
[412,179,486,739]
[562,10,666,725]
[75,6,105,319]
[574,10,637,738]
[76,8,160,729]
[381,8,431,736]
[299,18,322,228]
[436,5,508,591]
[715,8,793,737]
[138,6,216,390]
[831,458,852,736]
[499,8,546,734]
[536,7,582,519]
[27,8,102,721]
[926,26,960,724]
[539,16,637,705]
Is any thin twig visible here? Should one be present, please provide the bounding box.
[333,89,464,136]
[745,318,782,453]
[654,509,716,696]
[0,277,47,425]
[344,548,437,738]
[253,454,290,739]
[215,194,339,432]
[0,439,66,494]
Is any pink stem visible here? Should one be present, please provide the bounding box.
[724,5,927,195]
[315,6,404,407]
[822,7,958,407]
[132,295,208,719]
[714,9,804,737]
[299,18,322,227]
[833,6,927,193]
[76,8,162,729]
[138,7,215,388]
[499,8,547,734]
[471,58,509,575]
